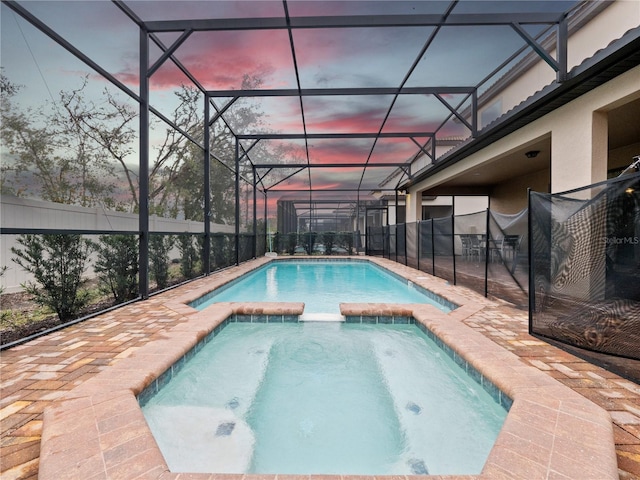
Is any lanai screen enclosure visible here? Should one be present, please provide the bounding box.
[2,0,581,300]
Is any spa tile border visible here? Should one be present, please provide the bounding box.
[143,310,514,413]
[344,314,413,324]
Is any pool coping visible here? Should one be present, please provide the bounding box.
[37,256,618,479]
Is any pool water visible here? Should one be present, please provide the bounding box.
[193,260,452,314]
[142,322,507,475]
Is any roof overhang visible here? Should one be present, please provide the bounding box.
[400,26,640,191]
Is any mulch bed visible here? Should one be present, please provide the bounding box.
[0,291,114,346]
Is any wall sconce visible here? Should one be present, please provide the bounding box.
[525,150,540,158]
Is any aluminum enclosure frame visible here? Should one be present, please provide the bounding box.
[2,0,575,300]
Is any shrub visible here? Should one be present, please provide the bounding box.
[178,234,200,278]
[149,234,175,289]
[338,231,354,255]
[210,234,226,270]
[0,266,6,295]
[93,234,139,303]
[322,231,336,255]
[11,234,93,321]
[302,231,317,255]
[272,232,281,254]
[286,232,297,255]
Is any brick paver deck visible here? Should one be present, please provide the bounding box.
[1,256,639,479]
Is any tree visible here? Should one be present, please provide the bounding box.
[2,71,275,221]
[1,73,119,207]
[11,234,93,321]
[167,74,275,226]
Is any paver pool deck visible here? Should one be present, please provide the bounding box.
[1,256,639,480]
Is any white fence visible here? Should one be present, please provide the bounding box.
[1,195,236,294]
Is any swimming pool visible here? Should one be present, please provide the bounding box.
[140,321,508,475]
[37,256,617,480]
[191,259,455,315]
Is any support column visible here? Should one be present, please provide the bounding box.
[591,110,609,183]
[405,187,421,222]
[551,109,608,193]
[550,110,608,302]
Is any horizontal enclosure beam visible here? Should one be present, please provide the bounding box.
[0,228,139,236]
[255,163,410,168]
[239,132,434,140]
[145,12,563,32]
[207,87,474,97]
[267,188,398,192]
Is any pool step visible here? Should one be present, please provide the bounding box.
[299,313,345,322]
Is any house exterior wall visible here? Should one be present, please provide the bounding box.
[491,168,550,214]
[548,66,640,192]
[478,1,640,123]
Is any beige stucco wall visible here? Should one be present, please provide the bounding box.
[479,0,640,122]
[490,168,550,214]
[548,66,640,192]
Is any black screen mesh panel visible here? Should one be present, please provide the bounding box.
[487,209,528,308]
[530,173,640,361]
[419,219,435,275]
[366,226,385,256]
[406,222,418,269]
[433,217,454,282]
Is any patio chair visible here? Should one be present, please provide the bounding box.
[468,234,484,262]
[506,235,523,273]
[488,235,504,263]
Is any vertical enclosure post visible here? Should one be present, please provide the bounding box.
[252,166,257,258]
[235,139,240,265]
[364,207,369,256]
[484,208,490,297]
[356,193,360,255]
[417,220,421,272]
[404,223,408,266]
[452,197,456,285]
[431,219,435,277]
[264,190,269,253]
[203,97,211,274]
[557,16,568,82]
[138,28,150,299]
[395,190,399,262]
[527,188,534,334]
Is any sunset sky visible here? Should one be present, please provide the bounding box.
[1,0,577,214]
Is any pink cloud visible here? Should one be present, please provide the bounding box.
[304,106,388,133]
[163,30,294,90]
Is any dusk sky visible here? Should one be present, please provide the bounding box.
[1,0,577,212]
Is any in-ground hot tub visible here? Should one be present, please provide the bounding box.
[139,320,509,475]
